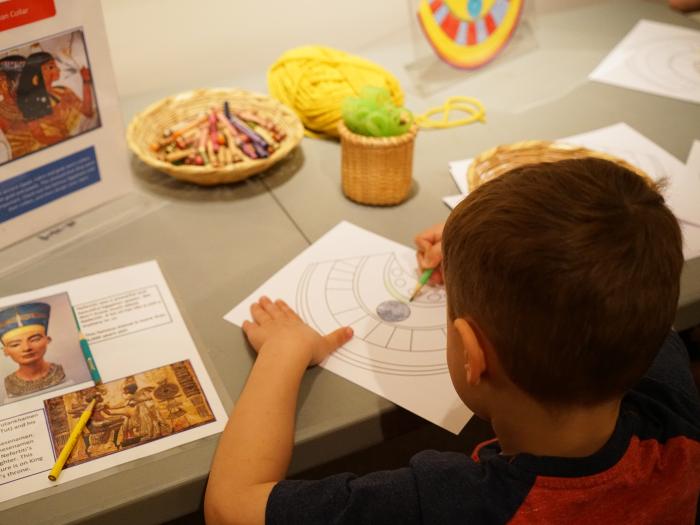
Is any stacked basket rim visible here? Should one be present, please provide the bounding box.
[467,140,655,191]
[338,120,418,206]
[126,88,304,186]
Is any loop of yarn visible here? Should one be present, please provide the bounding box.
[415,96,486,129]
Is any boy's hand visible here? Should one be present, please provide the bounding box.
[242,296,353,367]
[414,223,445,285]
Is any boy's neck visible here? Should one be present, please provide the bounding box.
[492,396,621,458]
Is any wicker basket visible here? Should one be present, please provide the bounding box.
[126,88,304,185]
[338,121,417,206]
[467,140,654,191]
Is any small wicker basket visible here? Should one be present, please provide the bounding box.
[338,121,418,206]
[126,88,304,185]
[467,140,654,191]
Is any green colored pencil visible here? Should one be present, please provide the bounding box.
[409,268,435,302]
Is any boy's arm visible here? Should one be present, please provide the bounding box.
[204,297,352,525]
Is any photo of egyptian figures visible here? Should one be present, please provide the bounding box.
[0,28,101,166]
[44,360,215,468]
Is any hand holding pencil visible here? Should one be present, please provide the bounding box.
[414,223,445,286]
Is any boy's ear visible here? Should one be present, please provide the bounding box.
[453,318,486,386]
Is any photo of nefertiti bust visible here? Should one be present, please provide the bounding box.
[0,293,93,405]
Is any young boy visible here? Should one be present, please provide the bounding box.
[205,158,700,524]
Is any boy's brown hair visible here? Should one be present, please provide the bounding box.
[442,158,683,406]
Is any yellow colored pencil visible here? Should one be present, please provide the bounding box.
[48,398,96,481]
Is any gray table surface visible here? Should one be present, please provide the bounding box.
[1,1,699,523]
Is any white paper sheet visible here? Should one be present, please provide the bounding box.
[448,159,472,195]
[683,140,700,259]
[224,222,472,434]
[0,262,227,504]
[681,222,700,260]
[444,124,700,250]
[443,160,472,209]
[442,194,467,209]
[688,140,700,176]
[589,20,700,104]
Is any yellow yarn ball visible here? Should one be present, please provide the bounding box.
[267,46,404,138]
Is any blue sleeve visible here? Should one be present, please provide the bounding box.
[635,331,700,424]
[266,468,421,525]
[642,331,698,401]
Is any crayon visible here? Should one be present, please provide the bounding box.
[48,399,97,481]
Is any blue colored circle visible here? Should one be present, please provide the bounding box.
[468,0,482,18]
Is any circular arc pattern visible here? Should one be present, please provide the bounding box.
[417,0,524,69]
[296,253,448,376]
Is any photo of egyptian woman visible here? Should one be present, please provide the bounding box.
[0,293,92,405]
[0,28,100,166]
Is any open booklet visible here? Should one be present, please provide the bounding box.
[0,261,226,505]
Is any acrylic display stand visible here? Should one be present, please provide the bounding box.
[404,0,539,96]
[0,192,162,280]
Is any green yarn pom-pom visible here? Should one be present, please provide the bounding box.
[342,86,413,137]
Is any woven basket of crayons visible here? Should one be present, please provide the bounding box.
[126,88,304,185]
[467,140,654,190]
